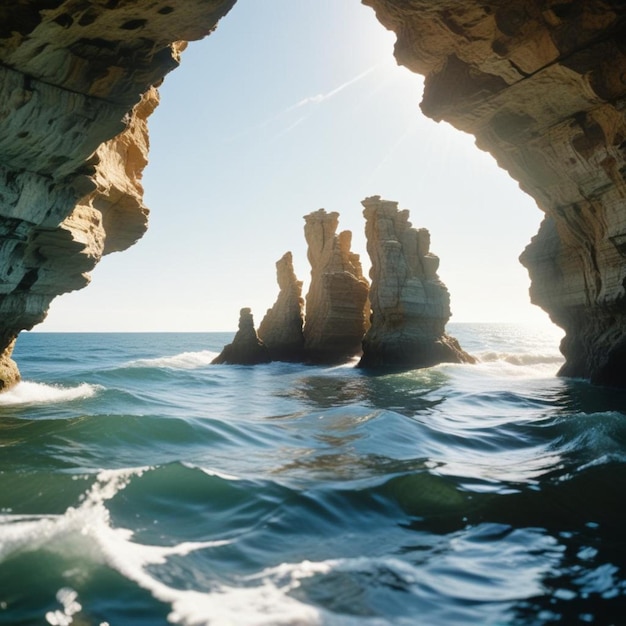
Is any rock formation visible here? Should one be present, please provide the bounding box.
[212,307,271,365]
[258,251,305,361]
[364,0,626,384]
[3,1,626,386]
[0,0,236,389]
[303,209,370,363]
[359,196,473,369]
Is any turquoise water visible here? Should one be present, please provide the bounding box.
[1,324,626,625]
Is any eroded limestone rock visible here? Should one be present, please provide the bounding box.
[0,0,236,389]
[303,209,370,363]
[212,307,271,365]
[359,196,472,368]
[258,252,305,362]
[364,0,626,384]
[3,0,626,386]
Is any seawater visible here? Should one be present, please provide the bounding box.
[1,324,626,626]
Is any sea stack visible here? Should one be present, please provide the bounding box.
[212,308,271,365]
[359,196,473,369]
[258,252,305,362]
[302,209,370,363]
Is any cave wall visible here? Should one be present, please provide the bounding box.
[365,0,626,385]
[0,0,236,388]
[1,0,626,387]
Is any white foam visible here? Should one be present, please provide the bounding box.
[0,381,101,407]
[45,587,81,626]
[127,351,218,370]
[0,468,323,626]
[477,351,564,367]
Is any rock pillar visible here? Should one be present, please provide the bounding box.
[212,308,271,365]
[303,209,370,363]
[359,196,473,369]
[258,252,305,362]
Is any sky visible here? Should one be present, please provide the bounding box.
[38,0,552,332]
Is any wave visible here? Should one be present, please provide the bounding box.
[475,350,564,367]
[0,381,101,407]
[0,466,322,626]
[126,350,218,370]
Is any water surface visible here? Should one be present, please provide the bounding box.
[2,324,625,625]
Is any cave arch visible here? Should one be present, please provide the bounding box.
[1,0,625,387]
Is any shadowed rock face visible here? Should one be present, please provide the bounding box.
[0,0,236,389]
[359,196,474,369]
[258,251,305,362]
[2,0,626,386]
[303,209,370,364]
[211,307,270,365]
[364,0,626,385]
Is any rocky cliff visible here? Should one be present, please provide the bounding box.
[3,0,626,386]
[364,0,626,384]
[0,0,236,388]
[359,196,473,368]
[303,209,370,363]
[258,251,305,362]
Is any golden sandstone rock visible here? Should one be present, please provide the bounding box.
[227,198,469,369]
[0,0,235,388]
[302,209,370,364]
[364,0,626,385]
[359,196,473,369]
[2,1,626,386]
[258,252,305,362]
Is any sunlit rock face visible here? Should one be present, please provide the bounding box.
[0,0,236,389]
[258,251,306,362]
[303,209,370,364]
[3,0,626,387]
[365,0,626,384]
[359,196,473,369]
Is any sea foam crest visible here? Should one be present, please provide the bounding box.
[0,381,101,407]
[0,468,321,626]
[477,351,564,366]
[127,350,218,370]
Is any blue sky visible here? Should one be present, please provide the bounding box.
[39,0,550,331]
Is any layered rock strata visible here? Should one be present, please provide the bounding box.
[364,0,626,384]
[359,196,473,369]
[303,209,370,363]
[258,251,305,362]
[212,307,270,365]
[0,0,236,389]
[3,1,626,386]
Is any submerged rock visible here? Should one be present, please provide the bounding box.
[302,209,370,363]
[359,196,474,369]
[258,252,305,362]
[212,308,271,365]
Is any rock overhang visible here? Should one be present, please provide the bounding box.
[1,0,626,386]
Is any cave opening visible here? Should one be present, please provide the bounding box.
[41,0,555,336]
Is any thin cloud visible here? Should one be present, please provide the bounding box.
[291,63,381,110]
[221,63,382,144]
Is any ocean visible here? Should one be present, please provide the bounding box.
[1,323,625,626]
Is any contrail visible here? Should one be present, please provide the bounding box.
[290,63,382,110]
[221,63,383,144]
